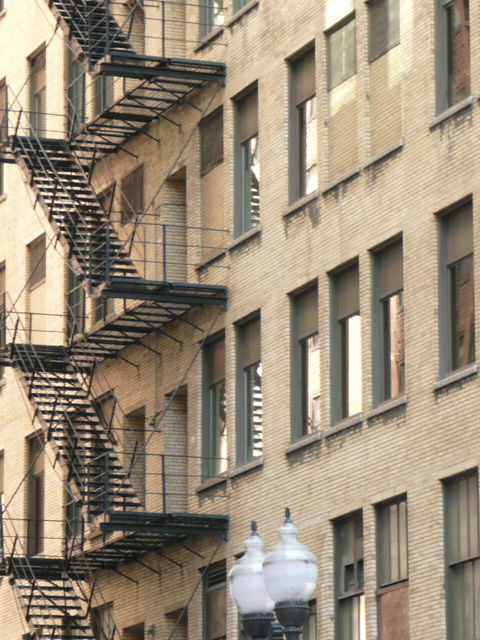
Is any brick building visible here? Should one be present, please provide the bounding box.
[0,0,477,638]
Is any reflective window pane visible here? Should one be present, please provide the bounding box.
[450,253,475,369]
[298,96,317,196]
[382,291,405,399]
[445,0,470,107]
[341,313,362,418]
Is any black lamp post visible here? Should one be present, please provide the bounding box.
[229,509,318,640]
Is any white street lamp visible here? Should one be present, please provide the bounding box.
[229,509,318,640]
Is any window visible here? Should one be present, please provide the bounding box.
[235,87,259,236]
[27,434,45,556]
[121,165,144,223]
[95,391,117,440]
[123,407,146,504]
[123,623,145,640]
[332,264,362,421]
[27,234,46,290]
[0,81,7,197]
[444,471,480,639]
[200,0,224,38]
[203,337,227,478]
[0,264,5,380]
[439,202,474,375]
[237,316,262,464]
[65,488,83,542]
[373,240,404,404]
[233,0,249,11]
[368,0,400,62]
[327,15,356,89]
[29,48,46,136]
[66,267,85,341]
[200,108,223,175]
[92,603,115,640]
[94,75,114,116]
[290,48,317,202]
[204,561,226,640]
[335,512,365,640]
[0,451,3,558]
[437,0,470,113]
[93,297,115,324]
[67,48,85,136]
[304,600,317,640]
[291,286,320,440]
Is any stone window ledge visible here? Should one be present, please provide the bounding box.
[324,413,363,437]
[286,430,322,455]
[196,473,228,493]
[364,139,404,169]
[283,191,319,218]
[433,363,477,391]
[225,0,259,27]
[228,225,261,252]
[429,96,473,130]
[195,26,224,52]
[229,457,263,478]
[366,395,407,420]
[322,167,361,195]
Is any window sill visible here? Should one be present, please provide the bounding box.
[228,225,261,251]
[0,193,6,204]
[0,10,5,20]
[286,430,322,455]
[195,26,224,51]
[283,191,319,219]
[376,579,408,597]
[433,363,478,391]
[196,473,228,493]
[196,249,227,272]
[229,457,263,478]
[364,139,404,169]
[322,167,361,195]
[28,277,46,292]
[366,395,407,420]
[225,0,259,27]
[429,96,473,130]
[324,413,363,437]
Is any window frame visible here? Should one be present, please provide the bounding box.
[444,470,480,639]
[438,200,475,377]
[331,262,362,423]
[121,165,144,223]
[92,602,115,640]
[436,0,470,115]
[334,511,365,640]
[202,335,227,479]
[376,495,408,588]
[289,46,317,203]
[29,46,46,137]
[234,85,259,237]
[66,48,86,136]
[372,238,404,405]
[236,315,262,465]
[327,13,357,90]
[0,79,7,197]
[291,284,320,440]
[27,433,45,556]
[203,560,227,640]
[200,108,224,176]
[199,0,225,38]
[27,234,46,291]
[368,0,400,63]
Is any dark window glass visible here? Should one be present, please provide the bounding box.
[121,165,144,222]
[92,603,115,640]
[66,267,85,341]
[328,16,356,89]
[369,0,400,62]
[29,48,46,136]
[27,234,46,290]
[237,317,262,464]
[444,471,480,639]
[94,74,114,116]
[204,337,227,478]
[200,0,225,37]
[27,435,45,556]
[335,513,365,640]
[236,88,259,235]
[444,0,470,108]
[204,561,227,640]
[201,109,224,175]
[67,49,85,136]
[377,497,408,587]
[0,264,5,380]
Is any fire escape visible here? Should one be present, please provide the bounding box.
[0,1,228,637]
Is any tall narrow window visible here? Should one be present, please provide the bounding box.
[204,561,227,640]
[437,0,470,113]
[27,234,46,290]
[203,337,227,478]
[304,601,317,640]
[0,81,6,198]
[335,512,365,640]
[332,264,362,421]
[237,316,262,464]
[374,240,404,404]
[95,391,117,441]
[235,87,259,236]
[29,48,46,136]
[124,407,146,504]
[121,165,144,223]
[0,264,5,380]
[444,471,480,639]
[27,435,45,556]
[66,267,85,341]
[67,49,85,136]
[92,603,115,640]
[65,488,83,542]
[290,48,317,202]
[369,0,400,62]
[327,15,356,89]
[292,286,320,440]
[200,0,225,38]
[376,497,409,640]
[94,75,114,116]
[123,623,145,640]
[200,108,224,176]
[0,451,3,559]
[440,202,474,375]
